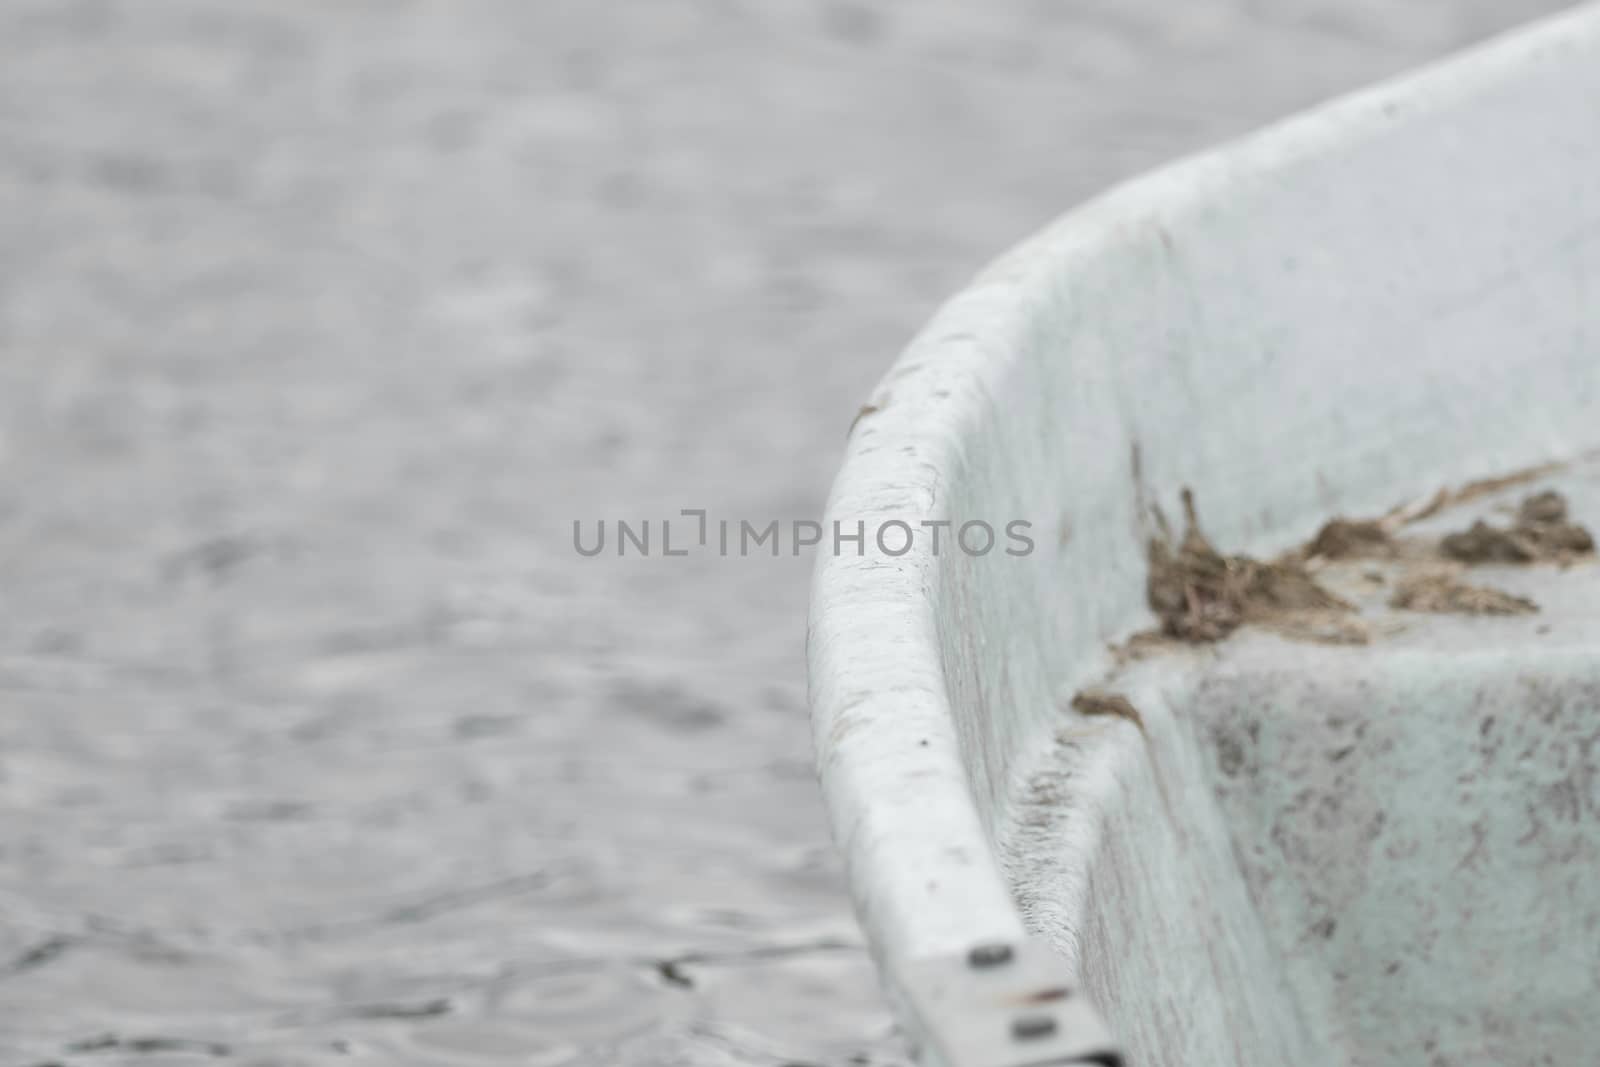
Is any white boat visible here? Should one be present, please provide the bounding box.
[807,7,1600,1065]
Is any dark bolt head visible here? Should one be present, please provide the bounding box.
[966,942,1014,969]
[1011,1014,1058,1042]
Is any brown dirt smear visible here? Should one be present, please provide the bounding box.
[1121,475,1591,659]
[1302,486,1593,567]
[1256,611,1372,646]
[1070,689,1145,732]
[1390,573,1539,616]
[1304,518,1395,560]
[1108,629,1181,665]
[1147,489,1360,645]
[1438,490,1595,564]
[846,403,881,437]
[1392,462,1565,525]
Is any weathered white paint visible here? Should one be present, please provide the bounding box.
[808,5,1600,1064]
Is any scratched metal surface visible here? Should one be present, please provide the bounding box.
[0,1,1577,1065]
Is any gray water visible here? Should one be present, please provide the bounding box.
[0,2,1577,1065]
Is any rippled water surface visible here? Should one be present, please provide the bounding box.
[0,1,1577,1064]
